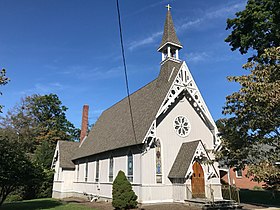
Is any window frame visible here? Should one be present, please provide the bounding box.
[76,161,80,182]
[109,156,114,182]
[127,152,133,182]
[95,160,100,182]
[85,159,88,182]
[235,169,242,178]
[155,139,162,183]
[173,115,191,137]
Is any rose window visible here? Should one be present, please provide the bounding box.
[174,116,191,137]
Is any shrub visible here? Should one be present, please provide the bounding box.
[5,193,23,203]
[252,186,263,191]
[112,170,137,209]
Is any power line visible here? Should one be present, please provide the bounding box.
[116,0,139,148]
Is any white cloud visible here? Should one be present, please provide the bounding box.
[186,52,210,63]
[128,1,246,51]
[19,82,65,95]
[186,50,243,64]
[47,64,124,81]
[71,65,123,80]
[177,2,245,33]
[179,19,202,31]
[128,31,162,51]
[205,2,245,19]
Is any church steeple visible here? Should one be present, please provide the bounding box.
[158,5,183,63]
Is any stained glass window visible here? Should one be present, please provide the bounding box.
[109,157,114,182]
[174,116,191,137]
[127,152,133,182]
[156,140,162,183]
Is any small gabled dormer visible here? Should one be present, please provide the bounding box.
[158,4,183,64]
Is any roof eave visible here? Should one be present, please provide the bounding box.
[60,166,75,170]
[157,42,183,52]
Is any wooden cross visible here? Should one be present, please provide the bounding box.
[166,4,172,11]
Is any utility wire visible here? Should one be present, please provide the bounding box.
[116,0,138,148]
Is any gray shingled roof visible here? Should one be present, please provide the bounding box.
[168,140,200,179]
[59,141,79,169]
[158,10,182,51]
[72,60,183,160]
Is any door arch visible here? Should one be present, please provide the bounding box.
[191,161,205,198]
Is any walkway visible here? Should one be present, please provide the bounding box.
[62,198,280,210]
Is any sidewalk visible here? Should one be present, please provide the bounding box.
[242,203,280,210]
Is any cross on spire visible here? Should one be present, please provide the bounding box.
[166,4,171,11]
[158,4,183,63]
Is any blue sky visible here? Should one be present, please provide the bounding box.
[0,0,249,128]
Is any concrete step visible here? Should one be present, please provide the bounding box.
[185,199,243,209]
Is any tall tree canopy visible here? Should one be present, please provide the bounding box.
[0,69,9,112]
[225,0,280,61]
[0,69,9,88]
[217,47,280,189]
[1,94,80,154]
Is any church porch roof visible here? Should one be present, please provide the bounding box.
[168,140,200,179]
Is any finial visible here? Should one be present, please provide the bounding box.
[166,4,172,11]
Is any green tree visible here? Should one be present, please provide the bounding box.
[1,94,80,156]
[34,141,56,169]
[225,0,280,61]
[217,47,280,189]
[112,170,137,210]
[0,69,9,112]
[23,94,80,147]
[0,94,80,199]
[248,162,280,190]
[0,133,41,205]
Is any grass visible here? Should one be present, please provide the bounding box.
[0,198,97,210]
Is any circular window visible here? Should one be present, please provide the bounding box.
[173,116,191,137]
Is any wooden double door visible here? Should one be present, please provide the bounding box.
[191,162,205,198]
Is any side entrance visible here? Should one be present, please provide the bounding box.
[191,161,205,198]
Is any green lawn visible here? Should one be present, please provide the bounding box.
[0,198,97,210]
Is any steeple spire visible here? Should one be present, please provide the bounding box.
[158,5,182,63]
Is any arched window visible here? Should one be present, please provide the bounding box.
[155,139,162,183]
[127,152,133,182]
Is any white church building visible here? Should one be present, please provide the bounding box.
[52,7,223,203]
